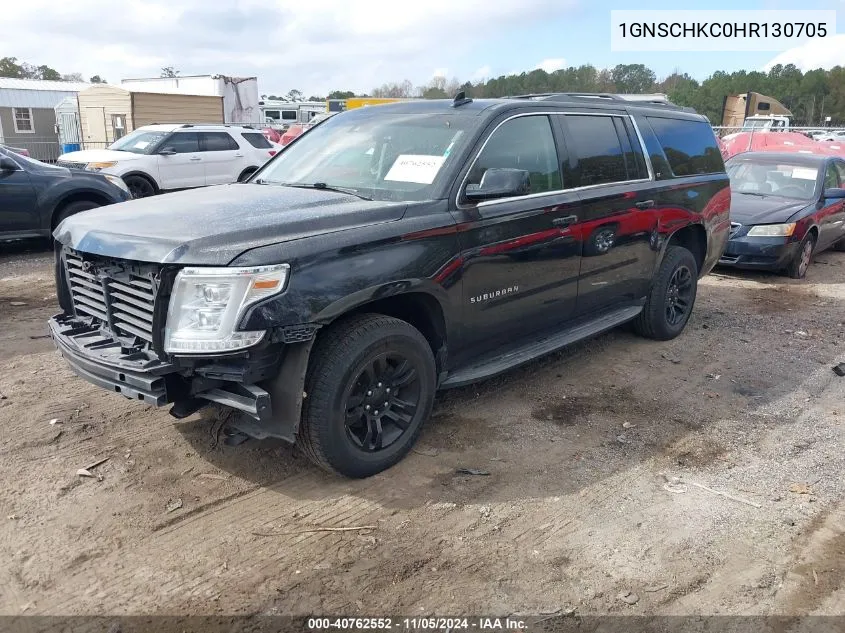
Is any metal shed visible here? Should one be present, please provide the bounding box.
[0,78,90,161]
[76,84,225,148]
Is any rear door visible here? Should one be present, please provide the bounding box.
[199,131,245,185]
[451,112,582,361]
[558,112,657,316]
[155,132,205,190]
[0,156,38,234]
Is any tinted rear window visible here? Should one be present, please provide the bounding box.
[201,132,239,151]
[646,117,724,176]
[242,132,273,148]
[564,115,631,186]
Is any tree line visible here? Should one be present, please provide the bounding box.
[325,63,845,126]
[0,57,106,84]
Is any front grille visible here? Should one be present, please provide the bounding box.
[64,249,163,347]
[57,160,87,170]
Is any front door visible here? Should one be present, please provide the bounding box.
[818,160,845,249]
[0,158,38,234]
[559,112,658,315]
[155,132,205,190]
[451,113,582,361]
[199,131,244,185]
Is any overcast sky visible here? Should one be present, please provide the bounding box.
[4,0,845,96]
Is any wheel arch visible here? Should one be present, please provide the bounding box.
[660,223,707,277]
[50,190,111,230]
[121,170,160,193]
[238,166,259,182]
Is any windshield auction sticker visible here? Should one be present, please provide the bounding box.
[384,154,447,184]
[611,10,836,52]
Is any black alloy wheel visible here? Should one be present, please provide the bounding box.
[343,353,421,452]
[124,175,155,199]
[665,265,694,326]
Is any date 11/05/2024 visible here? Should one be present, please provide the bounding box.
[307,617,529,630]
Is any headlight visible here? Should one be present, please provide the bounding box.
[164,264,290,354]
[103,174,130,194]
[86,161,118,171]
[747,223,796,237]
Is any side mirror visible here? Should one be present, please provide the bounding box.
[0,156,18,171]
[465,168,530,202]
[158,147,176,156]
[824,188,845,199]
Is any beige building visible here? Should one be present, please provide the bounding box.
[76,84,224,146]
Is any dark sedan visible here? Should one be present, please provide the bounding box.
[719,152,845,278]
[1,146,131,241]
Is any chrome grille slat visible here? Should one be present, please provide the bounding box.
[114,321,153,341]
[70,285,106,304]
[110,290,153,311]
[109,280,153,302]
[64,250,160,346]
[69,277,103,293]
[112,301,154,323]
[75,303,109,322]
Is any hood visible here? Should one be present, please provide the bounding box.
[58,149,144,163]
[730,192,810,225]
[55,183,408,265]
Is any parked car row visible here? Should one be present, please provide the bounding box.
[0,145,130,241]
[56,123,281,198]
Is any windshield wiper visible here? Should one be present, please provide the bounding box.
[281,182,372,201]
[736,191,768,197]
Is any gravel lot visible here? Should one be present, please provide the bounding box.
[0,239,843,617]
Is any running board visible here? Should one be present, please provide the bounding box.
[441,305,642,389]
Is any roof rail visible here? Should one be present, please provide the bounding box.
[506,92,691,111]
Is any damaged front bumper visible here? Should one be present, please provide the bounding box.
[48,314,310,443]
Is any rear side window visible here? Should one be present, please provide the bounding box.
[241,132,273,148]
[467,115,562,195]
[200,132,239,151]
[646,117,724,176]
[564,115,644,186]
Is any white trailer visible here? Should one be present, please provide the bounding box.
[120,75,261,125]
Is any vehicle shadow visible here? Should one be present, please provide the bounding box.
[173,257,845,511]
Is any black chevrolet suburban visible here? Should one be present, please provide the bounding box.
[49,93,730,477]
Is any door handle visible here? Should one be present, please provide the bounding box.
[635,200,655,210]
[234,153,244,157]
[553,214,578,227]
[190,156,202,161]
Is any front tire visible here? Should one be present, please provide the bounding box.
[123,174,156,199]
[53,200,101,231]
[632,245,698,341]
[298,314,436,478]
[787,233,816,279]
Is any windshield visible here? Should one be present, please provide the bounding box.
[108,130,170,154]
[254,111,480,202]
[727,161,818,199]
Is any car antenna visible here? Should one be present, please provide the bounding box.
[453,91,473,107]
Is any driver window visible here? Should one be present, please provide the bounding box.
[827,162,843,189]
[467,116,562,195]
[162,133,199,154]
[837,162,845,187]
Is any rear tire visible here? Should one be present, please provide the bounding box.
[238,167,258,183]
[298,314,436,478]
[632,245,698,341]
[787,233,816,279]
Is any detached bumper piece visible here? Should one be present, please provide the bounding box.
[49,314,175,406]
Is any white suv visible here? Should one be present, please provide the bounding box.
[57,124,279,198]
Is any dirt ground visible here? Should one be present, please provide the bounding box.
[0,240,843,618]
